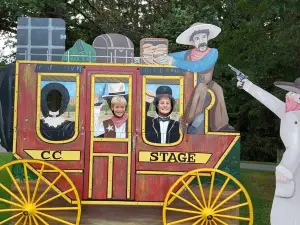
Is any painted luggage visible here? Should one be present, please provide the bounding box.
[92,33,134,63]
[16,17,66,61]
[140,38,168,64]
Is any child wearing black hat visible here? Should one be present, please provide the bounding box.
[145,86,180,144]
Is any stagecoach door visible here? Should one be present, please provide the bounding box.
[84,70,136,201]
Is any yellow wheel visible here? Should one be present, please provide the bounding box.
[0,159,81,225]
[163,168,253,225]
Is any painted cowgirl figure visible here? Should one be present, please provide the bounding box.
[237,76,300,225]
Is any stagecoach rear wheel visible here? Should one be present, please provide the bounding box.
[162,168,253,225]
[0,159,81,225]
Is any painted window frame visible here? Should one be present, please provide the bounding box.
[36,73,80,144]
[142,75,184,146]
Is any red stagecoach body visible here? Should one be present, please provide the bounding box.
[13,61,240,205]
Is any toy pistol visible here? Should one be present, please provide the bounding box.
[228,64,248,81]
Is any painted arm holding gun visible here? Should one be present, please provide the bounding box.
[229,64,300,225]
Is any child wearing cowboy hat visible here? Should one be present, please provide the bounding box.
[94,83,128,138]
[145,86,180,144]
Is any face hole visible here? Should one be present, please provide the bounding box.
[46,90,62,112]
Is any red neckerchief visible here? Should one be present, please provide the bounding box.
[286,96,300,112]
[190,48,211,61]
[111,113,128,128]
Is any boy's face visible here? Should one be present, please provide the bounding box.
[112,103,126,117]
[157,97,172,116]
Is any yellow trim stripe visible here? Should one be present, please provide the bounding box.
[78,200,163,206]
[107,156,113,198]
[17,60,176,68]
[93,153,128,157]
[12,62,19,156]
[136,171,211,176]
[37,170,83,173]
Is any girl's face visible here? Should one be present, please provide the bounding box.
[112,103,126,117]
[157,97,172,116]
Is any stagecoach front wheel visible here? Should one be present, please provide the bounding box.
[0,159,81,225]
[162,168,253,225]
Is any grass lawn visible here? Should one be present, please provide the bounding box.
[240,168,275,225]
[0,152,13,225]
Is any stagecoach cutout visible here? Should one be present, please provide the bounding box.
[0,17,253,225]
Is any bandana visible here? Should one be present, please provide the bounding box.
[285,96,300,112]
[111,113,128,128]
[190,48,211,61]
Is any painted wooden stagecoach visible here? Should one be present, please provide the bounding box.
[0,17,253,225]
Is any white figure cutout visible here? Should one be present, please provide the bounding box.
[230,65,300,225]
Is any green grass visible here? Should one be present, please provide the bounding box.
[240,168,275,225]
[0,152,13,225]
[241,160,277,166]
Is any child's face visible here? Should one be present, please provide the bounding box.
[112,103,126,117]
[157,97,172,116]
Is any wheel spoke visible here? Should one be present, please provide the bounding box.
[167,176,195,205]
[6,167,27,203]
[167,215,202,225]
[192,218,203,225]
[37,207,79,211]
[214,214,251,221]
[0,208,23,212]
[23,163,31,203]
[35,188,74,208]
[170,192,202,211]
[213,189,242,211]
[0,212,23,224]
[214,202,249,214]
[213,217,228,225]
[208,172,215,207]
[0,184,24,205]
[15,215,25,225]
[31,164,45,203]
[0,198,23,208]
[36,211,75,225]
[166,207,201,214]
[32,215,39,225]
[210,177,230,209]
[34,213,50,225]
[29,215,33,225]
[181,179,204,209]
[34,174,62,205]
[212,220,217,225]
[23,216,28,225]
[196,172,207,208]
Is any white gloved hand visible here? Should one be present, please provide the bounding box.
[275,165,295,198]
[237,80,244,89]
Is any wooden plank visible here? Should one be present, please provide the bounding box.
[112,157,127,199]
[135,175,180,202]
[92,157,108,199]
[93,142,128,154]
